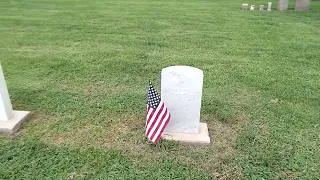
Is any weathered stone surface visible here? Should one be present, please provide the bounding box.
[278,0,289,11]
[295,0,310,11]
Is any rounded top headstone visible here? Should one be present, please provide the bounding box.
[162,66,203,74]
[161,66,203,133]
[161,66,203,85]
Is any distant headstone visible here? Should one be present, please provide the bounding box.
[0,64,31,133]
[295,0,310,11]
[267,2,272,11]
[260,5,265,10]
[278,0,289,11]
[250,5,255,10]
[161,66,210,144]
[242,3,248,10]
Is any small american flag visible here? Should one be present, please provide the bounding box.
[146,82,171,144]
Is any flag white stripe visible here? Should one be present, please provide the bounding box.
[147,106,167,139]
[150,111,170,142]
[148,109,168,141]
[146,103,163,135]
[146,101,163,134]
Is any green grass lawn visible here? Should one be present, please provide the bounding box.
[1,0,320,179]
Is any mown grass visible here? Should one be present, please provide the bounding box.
[0,0,320,179]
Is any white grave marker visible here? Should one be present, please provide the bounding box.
[242,3,248,10]
[268,2,272,11]
[0,64,31,133]
[0,65,13,121]
[161,66,210,144]
[278,0,289,11]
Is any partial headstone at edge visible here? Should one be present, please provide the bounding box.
[0,64,31,133]
[0,65,13,121]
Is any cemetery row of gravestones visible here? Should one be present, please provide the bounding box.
[0,64,210,144]
[242,2,273,11]
[242,0,311,11]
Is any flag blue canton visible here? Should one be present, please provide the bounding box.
[147,83,161,109]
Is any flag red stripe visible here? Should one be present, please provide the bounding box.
[146,105,150,115]
[146,101,163,135]
[146,105,152,124]
[147,101,163,127]
[146,103,164,136]
[154,114,171,143]
[146,107,155,125]
[149,108,168,141]
[152,111,170,143]
[147,106,167,139]
[146,101,163,128]
[146,105,151,127]
[146,109,155,133]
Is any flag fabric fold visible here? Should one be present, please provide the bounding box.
[146,82,171,144]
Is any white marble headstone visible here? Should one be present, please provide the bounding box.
[267,2,272,11]
[0,64,13,121]
[161,66,203,133]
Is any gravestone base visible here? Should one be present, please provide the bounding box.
[162,122,210,144]
[0,111,31,133]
